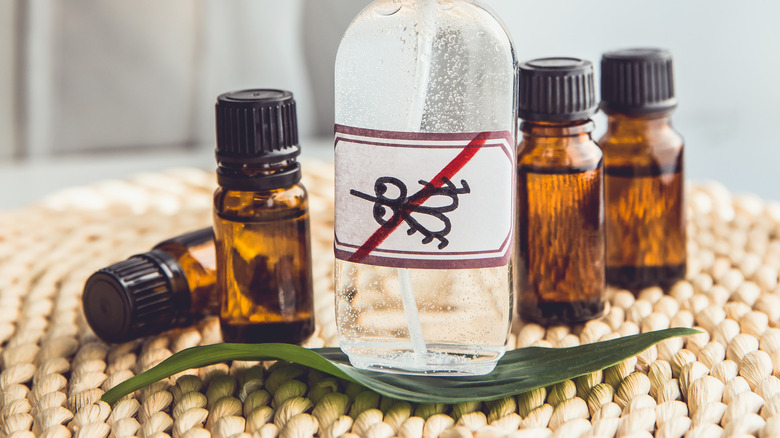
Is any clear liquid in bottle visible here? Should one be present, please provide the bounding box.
[334,0,517,375]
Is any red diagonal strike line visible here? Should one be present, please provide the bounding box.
[348,132,491,264]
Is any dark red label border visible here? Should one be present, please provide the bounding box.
[334,125,515,269]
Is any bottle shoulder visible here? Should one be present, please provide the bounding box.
[214,184,308,220]
[598,128,683,150]
[339,1,514,49]
[517,137,603,172]
[597,114,684,152]
[597,126,683,169]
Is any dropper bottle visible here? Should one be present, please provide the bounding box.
[515,58,606,325]
[598,48,686,290]
[213,89,314,344]
[83,227,217,343]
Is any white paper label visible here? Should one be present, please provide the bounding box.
[334,125,514,269]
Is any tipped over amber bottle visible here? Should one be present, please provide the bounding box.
[515,58,605,325]
[83,227,218,343]
[598,48,686,290]
[213,89,314,344]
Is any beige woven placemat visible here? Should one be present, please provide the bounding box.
[1,160,779,438]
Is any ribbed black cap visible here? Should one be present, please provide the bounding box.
[517,57,597,122]
[82,250,191,343]
[600,48,677,115]
[215,89,300,164]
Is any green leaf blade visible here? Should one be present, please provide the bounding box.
[318,327,699,403]
[101,327,698,405]
[101,343,356,405]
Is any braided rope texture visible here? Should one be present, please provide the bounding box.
[2,161,780,438]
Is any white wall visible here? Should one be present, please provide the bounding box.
[0,0,18,158]
[488,0,780,198]
[16,0,318,158]
[301,0,780,198]
[4,0,780,203]
[196,0,317,144]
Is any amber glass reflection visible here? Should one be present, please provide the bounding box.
[156,228,218,317]
[213,184,314,343]
[598,113,685,290]
[516,121,605,325]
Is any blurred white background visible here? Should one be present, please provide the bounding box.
[1,0,779,208]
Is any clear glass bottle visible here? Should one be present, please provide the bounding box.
[334,0,516,375]
[598,48,685,290]
[213,89,314,344]
[82,227,218,343]
[515,58,606,325]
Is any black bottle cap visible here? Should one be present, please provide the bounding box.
[517,57,598,122]
[215,89,302,190]
[82,250,191,343]
[600,48,677,115]
[215,89,300,164]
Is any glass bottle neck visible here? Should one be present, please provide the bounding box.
[604,112,674,137]
[217,159,301,191]
[218,159,296,175]
[519,120,595,146]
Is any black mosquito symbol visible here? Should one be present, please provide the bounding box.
[350,176,471,249]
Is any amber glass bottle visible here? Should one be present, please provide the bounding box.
[515,58,605,325]
[598,48,685,290]
[213,89,314,344]
[83,227,218,343]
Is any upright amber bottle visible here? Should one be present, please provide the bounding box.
[213,89,314,344]
[83,227,218,343]
[516,58,605,325]
[598,49,685,290]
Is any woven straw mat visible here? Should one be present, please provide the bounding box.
[2,159,780,438]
